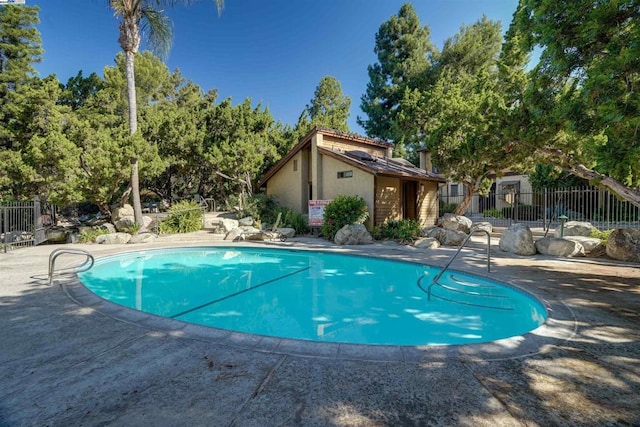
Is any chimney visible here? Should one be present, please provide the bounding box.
[419,150,433,172]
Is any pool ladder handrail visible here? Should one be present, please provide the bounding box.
[48,248,94,286]
[428,229,491,300]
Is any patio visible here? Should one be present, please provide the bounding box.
[1,234,639,426]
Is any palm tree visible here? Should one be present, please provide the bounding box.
[109,0,224,228]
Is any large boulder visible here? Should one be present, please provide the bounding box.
[499,223,537,255]
[238,216,254,226]
[46,228,70,244]
[112,204,135,232]
[606,228,640,263]
[100,223,117,234]
[438,213,472,233]
[427,227,467,246]
[535,237,585,257]
[225,226,261,241]
[420,225,438,237]
[95,232,132,244]
[128,233,157,244]
[224,228,244,241]
[563,236,603,253]
[207,217,239,233]
[554,221,594,238]
[471,221,493,235]
[276,228,296,239]
[334,224,374,245]
[414,237,441,249]
[142,216,154,231]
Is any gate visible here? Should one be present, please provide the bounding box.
[1,197,52,252]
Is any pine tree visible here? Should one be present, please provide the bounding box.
[298,75,351,134]
[358,3,436,158]
[402,17,507,214]
[0,5,43,150]
[0,5,45,200]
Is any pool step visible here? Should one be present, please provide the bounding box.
[421,274,516,311]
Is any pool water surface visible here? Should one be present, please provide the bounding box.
[78,247,547,346]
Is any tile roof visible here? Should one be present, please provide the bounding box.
[258,127,445,187]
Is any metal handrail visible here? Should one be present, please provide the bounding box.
[428,229,491,300]
[48,248,94,286]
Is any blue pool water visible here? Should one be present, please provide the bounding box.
[78,247,547,346]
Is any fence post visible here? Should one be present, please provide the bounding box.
[2,204,6,253]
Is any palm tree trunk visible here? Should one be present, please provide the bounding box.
[125,50,137,135]
[125,49,144,228]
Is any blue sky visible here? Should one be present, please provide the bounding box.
[30,0,519,134]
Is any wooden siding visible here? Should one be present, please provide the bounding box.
[375,176,401,225]
[417,180,439,225]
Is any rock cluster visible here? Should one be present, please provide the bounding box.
[224,216,295,242]
[43,204,158,245]
[495,220,639,263]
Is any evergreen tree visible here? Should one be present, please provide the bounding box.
[507,0,640,207]
[67,53,168,213]
[358,3,437,158]
[58,71,104,110]
[0,4,43,151]
[203,98,279,201]
[0,5,45,200]
[401,17,507,214]
[0,5,42,86]
[298,76,351,133]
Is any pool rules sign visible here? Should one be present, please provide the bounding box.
[308,200,331,227]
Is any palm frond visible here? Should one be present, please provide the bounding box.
[140,7,173,60]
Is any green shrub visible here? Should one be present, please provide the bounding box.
[482,208,504,218]
[123,222,141,235]
[260,206,311,235]
[589,228,614,245]
[373,219,421,242]
[320,195,369,240]
[79,227,110,243]
[440,202,458,214]
[281,208,309,235]
[159,200,203,234]
[225,193,279,223]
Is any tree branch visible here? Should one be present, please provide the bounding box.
[539,147,640,208]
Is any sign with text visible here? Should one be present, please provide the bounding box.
[308,200,331,227]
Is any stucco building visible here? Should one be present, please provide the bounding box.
[258,127,445,228]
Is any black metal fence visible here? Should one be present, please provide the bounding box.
[1,198,53,252]
[439,186,640,231]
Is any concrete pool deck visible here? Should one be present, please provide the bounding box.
[1,233,639,426]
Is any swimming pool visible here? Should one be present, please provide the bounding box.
[78,247,547,346]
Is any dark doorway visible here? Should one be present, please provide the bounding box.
[402,181,418,220]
